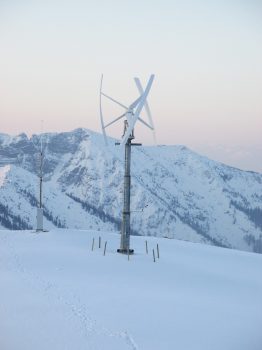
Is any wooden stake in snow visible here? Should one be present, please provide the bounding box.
[153,249,156,262]
[157,243,160,259]
[145,240,148,254]
[128,248,130,261]
[91,237,95,251]
[103,241,107,256]
[99,236,101,248]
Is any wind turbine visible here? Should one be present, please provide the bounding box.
[100,74,155,254]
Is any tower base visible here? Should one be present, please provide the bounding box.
[117,248,134,255]
[36,207,44,231]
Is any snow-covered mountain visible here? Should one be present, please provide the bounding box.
[0,128,261,253]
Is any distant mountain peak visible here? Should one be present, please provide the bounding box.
[0,128,261,253]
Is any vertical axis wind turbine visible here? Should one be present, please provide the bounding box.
[100,74,155,254]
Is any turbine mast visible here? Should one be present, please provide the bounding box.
[99,75,155,254]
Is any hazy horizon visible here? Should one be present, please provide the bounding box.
[0,125,261,174]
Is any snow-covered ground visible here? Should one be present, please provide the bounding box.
[0,229,261,350]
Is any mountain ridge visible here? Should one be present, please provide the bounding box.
[0,128,261,253]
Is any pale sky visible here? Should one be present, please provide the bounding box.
[0,0,262,171]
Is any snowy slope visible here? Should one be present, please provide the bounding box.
[0,229,261,350]
[0,128,261,253]
[0,164,116,232]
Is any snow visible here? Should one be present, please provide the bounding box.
[0,133,12,147]
[0,164,10,187]
[0,128,261,253]
[0,229,261,350]
[0,164,117,232]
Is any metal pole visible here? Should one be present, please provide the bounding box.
[117,120,141,255]
[118,136,133,254]
[103,241,107,256]
[36,149,44,232]
[153,249,156,262]
[39,151,43,209]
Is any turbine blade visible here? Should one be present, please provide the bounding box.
[129,95,142,109]
[121,74,154,146]
[104,112,126,128]
[101,92,128,110]
[99,74,108,145]
[137,117,154,130]
[134,77,157,144]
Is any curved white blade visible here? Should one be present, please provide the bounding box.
[120,74,154,146]
[129,95,142,110]
[99,74,108,145]
[134,77,157,144]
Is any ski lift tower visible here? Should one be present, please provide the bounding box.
[99,74,156,254]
